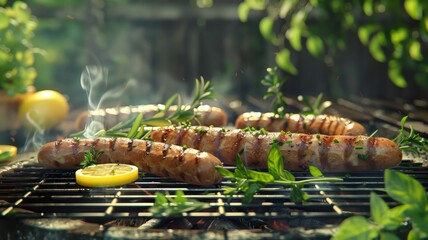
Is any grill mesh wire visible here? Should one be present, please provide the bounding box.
[0,158,427,239]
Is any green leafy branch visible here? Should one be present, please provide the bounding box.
[80,145,104,168]
[149,190,210,217]
[261,67,288,118]
[238,0,428,89]
[333,169,428,240]
[215,142,343,204]
[393,116,427,155]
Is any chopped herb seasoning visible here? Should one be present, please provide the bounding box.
[334,139,339,143]
[358,154,368,160]
[243,127,267,135]
[182,145,188,151]
[318,141,322,146]
[271,138,284,146]
[286,140,293,144]
[316,133,321,139]
[74,137,81,143]
[194,128,208,134]
[182,122,192,128]
[355,146,363,150]
[280,130,291,135]
[354,139,361,144]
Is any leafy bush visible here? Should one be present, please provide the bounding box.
[0,1,44,96]
[239,0,428,89]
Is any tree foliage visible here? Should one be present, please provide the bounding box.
[238,0,428,89]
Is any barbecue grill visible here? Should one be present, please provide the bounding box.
[0,97,427,240]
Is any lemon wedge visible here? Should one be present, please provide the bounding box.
[0,145,17,162]
[75,164,138,187]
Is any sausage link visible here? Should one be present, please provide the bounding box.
[37,137,223,186]
[235,112,366,136]
[76,104,228,130]
[150,126,402,172]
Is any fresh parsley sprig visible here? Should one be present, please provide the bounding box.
[80,146,104,168]
[149,190,210,217]
[393,116,427,155]
[333,169,428,240]
[261,67,288,118]
[215,142,343,204]
[297,93,332,116]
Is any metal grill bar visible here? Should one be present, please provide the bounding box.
[1,159,427,227]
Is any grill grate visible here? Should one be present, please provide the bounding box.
[1,97,427,239]
[0,156,427,239]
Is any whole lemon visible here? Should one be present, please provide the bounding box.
[19,90,69,131]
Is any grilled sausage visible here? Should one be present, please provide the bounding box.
[76,104,228,130]
[37,137,223,186]
[235,112,366,136]
[150,126,402,172]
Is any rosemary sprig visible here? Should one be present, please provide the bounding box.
[215,142,343,204]
[149,190,209,217]
[393,116,427,155]
[261,67,287,118]
[80,146,104,168]
[72,77,216,139]
[297,93,332,116]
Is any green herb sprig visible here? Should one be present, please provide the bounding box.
[261,67,288,118]
[72,77,216,139]
[297,93,332,116]
[149,190,209,217]
[215,142,343,204]
[333,169,428,240]
[80,146,104,168]
[393,116,427,155]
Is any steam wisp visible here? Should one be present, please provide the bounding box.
[80,66,137,138]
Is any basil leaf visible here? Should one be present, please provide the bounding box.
[243,183,262,204]
[268,143,284,179]
[370,192,389,224]
[382,205,407,230]
[155,192,168,206]
[174,190,186,204]
[247,169,274,183]
[281,169,296,181]
[290,187,308,204]
[223,187,238,195]
[309,165,323,177]
[215,166,235,178]
[234,154,249,179]
[332,216,376,240]
[385,169,427,209]
[267,142,295,181]
[402,206,428,238]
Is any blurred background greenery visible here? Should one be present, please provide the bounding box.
[6,0,428,111]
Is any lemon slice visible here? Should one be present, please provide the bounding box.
[75,164,138,187]
[0,145,17,162]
